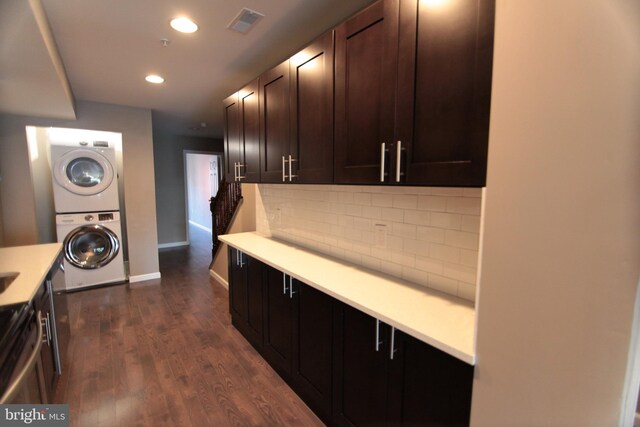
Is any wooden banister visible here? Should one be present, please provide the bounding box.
[210,179,242,261]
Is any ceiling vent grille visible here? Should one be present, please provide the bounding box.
[227,8,265,34]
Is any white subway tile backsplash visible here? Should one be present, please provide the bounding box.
[445,230,479,250]
[392,194,418,209]
[404,210,430,226]
[256,184,481,302]
[446,197,482,215]
[381,207,405,222]
[372,193,393,207]
[417,195,448,212]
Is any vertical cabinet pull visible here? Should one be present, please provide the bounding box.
[380,143,387,182]
[288,275,296,298]
[288,155,298,182]
[237,163,245,181]
[375,319,383,351]
[283,273,288,295]
[239,252,244,268]
[395,140,404,183]
[390,326,397,360]
[282,156,288,182]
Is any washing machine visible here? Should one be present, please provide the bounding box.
[56,211,126,290]
[49,140,120,213]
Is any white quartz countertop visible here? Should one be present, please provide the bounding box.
[0,243,62,307]
[219,232,476,365]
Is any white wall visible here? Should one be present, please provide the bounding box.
[0,101,160,278]
[471,1,640,425]
[256,184,482,301]
[186,153,218,231]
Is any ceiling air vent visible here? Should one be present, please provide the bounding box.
[227,8,265,34]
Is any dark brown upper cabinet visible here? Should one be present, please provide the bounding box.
[396,0,494,186]
[259,60,291,183]
[289,32,335,183]
[334,0,494,187]
[223,80,261,183]
[223,93,241,182]
[334,0,400,184]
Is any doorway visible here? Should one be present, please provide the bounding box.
[184,151,222,241]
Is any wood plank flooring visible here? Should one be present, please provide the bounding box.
[54,226,324,427]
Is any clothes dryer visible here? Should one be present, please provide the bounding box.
[56,211,126,290]
[49,140,119,213]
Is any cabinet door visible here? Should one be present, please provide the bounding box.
[262,265,294,377]
[396,0,494,186]
[334,0,399,184]
[291,280,333,422]
[259,60,291,183]
[244,254,264,349]
[238,79,261,182]
[388,331,473,427]
[223,93,241,182]
[333,302,390,426]
[228,248,247,326]
[289,32,334,183]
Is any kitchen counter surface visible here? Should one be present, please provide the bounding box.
[0,243,63,307]
[219,232,476,365]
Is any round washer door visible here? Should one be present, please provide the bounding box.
[53,149,114,196]
[63,225,120,269]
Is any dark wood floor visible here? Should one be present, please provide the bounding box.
[54,225,324,427]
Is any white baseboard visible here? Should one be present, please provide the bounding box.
[129,272,161,283]
[209,269,228,289]
[189,220,212,233]
[158,241,189,249]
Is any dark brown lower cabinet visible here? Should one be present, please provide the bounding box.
[228,252,473,426]
[333,301,474,427]
[228,247,264,350]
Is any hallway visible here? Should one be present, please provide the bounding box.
[54,225,323,426]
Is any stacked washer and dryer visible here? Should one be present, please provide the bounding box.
[50,140,126,290]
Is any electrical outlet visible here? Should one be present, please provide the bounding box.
[374,224,387,248]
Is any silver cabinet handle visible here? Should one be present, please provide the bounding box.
[235,249,239,266]
[375,319,383,351]
[45,313,52,345]
[395,140,403,183]
[41,316,49,344]
[288,155,298,182]
[1,311,44,404]
[380,143,387,182]
[283,273,288,295]
[390,326,397,360]
[289,275,296,298]
[282,156,288,182]
[237,163,246,181]
[238,251,244,268]
[234,162,238,181]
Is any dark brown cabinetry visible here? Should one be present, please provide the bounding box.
[334,0,494,186]
[224,80,261,183]
[289,32,335,183]
[259,61,291,183]
[227,251,473,426]
[333,301,474,427]
[334,0,399,184]
[396,0,494,186]
[228,247,264,349]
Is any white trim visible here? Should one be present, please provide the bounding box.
[129,272,161,283]
[620,275,640,427]
[189,220,212,233]
[209,269,228,289]
[158,241,189,249]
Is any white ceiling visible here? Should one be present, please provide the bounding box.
[0,0,374,138]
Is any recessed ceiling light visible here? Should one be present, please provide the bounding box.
[170,17,198,33]
[145,75,165,84]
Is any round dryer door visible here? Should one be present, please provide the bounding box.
[53,149,115,196]
[63,225,120,269]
